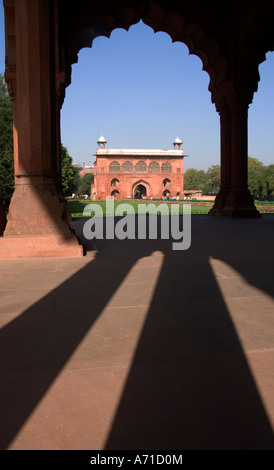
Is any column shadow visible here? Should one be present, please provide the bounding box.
[105,215,274,450]
[0,216,273,449]
[0,231,151,450]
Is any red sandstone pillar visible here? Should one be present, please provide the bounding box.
[0,0,82,258]
[210,99,232,215]
[1,2,15,236]
[211,88,260,218]
[221,97,260,218]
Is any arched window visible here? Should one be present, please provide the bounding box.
[163,178,171,187]
[109,161,120,173]
[162,161,172,173]
[111,178,119,187]
[123,161,133,173]
[149,161,160,173]
[111,190,120,198]
[136,161,147,173]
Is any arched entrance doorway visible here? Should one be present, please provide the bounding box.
[111,190,120,198]
[134,184,147,199]
[133,180,150,199]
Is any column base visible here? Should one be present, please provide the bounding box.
[0,234,83,259]
[208,187,229,216]
[0,181,84,258]
[220,187,261,218]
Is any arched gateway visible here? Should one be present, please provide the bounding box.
[1,0,271,258]
[134,184,147,199]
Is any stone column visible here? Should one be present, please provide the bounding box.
[209,97,232,216]
[221,95,261,218]
[1,1,16,236]
[0,0,82,258]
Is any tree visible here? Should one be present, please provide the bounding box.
[248,157,265,200]
[0,73,14,202]
[184,168,206,190]
[77,173,94,196]
[203,165,220,195]
[61,144,80,197]
[262,164,274,201]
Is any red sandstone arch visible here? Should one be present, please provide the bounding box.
[62,1,230,96]
[111,178,120,187]
[149,161,160,173]
[111,189,120,198]
[135,161,147,173]
[58,2,270,219]
[163,178,171,187]
[132,180,151,198]
[123,161,134,173]
[162,162,172,173]
[109,162,121,173]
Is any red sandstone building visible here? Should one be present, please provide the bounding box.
[92,136,187,200]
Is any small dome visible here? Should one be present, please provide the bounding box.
[98,135,107,143]
[173,136,182,144]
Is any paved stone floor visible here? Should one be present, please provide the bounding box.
[0,215,274,450]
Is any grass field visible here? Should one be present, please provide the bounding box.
[66,199,214,216]
[66,199,274,217]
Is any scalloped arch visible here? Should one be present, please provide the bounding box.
[132,179,151,189]
[70,2,228,94]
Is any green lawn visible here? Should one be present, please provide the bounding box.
[66,199,214,216]
[66,198,274,217]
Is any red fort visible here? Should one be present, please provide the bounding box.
[92,136,187,200]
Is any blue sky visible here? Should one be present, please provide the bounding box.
[0,5,273,171]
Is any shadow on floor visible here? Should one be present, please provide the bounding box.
[0,215,273,449]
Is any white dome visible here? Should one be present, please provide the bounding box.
[98,135,107,143]
[173,136,182,144]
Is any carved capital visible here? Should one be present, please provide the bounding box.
[212,82,253,114]
[212,83,232,114]
[213,94,229,114]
